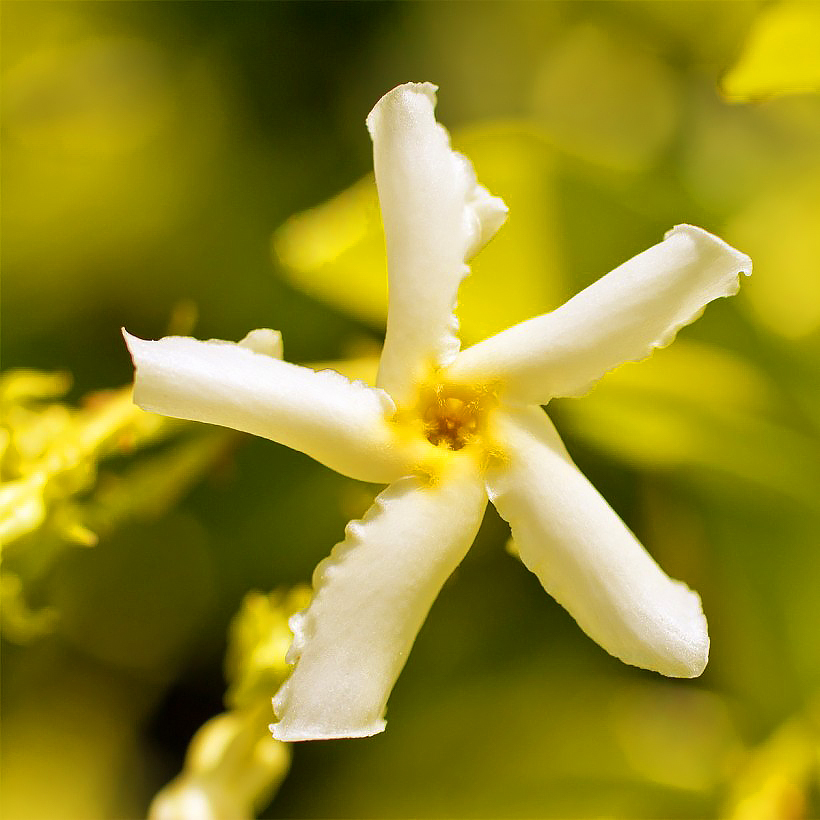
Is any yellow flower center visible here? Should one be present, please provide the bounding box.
[414,382,495,452]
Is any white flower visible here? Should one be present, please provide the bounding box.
[124,83,752,742]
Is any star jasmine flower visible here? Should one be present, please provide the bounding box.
[123,82,752,742]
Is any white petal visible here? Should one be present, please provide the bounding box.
[447,225,751,403]
[272,456,487,740]
[367,82,508,405]
[238,328,283,358]
[486,405,708,678]
[123,330,412,484]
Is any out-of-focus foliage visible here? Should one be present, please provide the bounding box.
[722,2,820,101]
[150,587,310,820]
[729,172,820,340]
[564,341,820,505]
[3,2,820,819]
[725,695,820,819]
[531,24,679,171]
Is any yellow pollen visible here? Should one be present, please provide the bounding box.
[416,383,492,452]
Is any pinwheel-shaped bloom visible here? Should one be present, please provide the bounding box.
[124,83,752,741]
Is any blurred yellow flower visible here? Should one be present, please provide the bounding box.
[0,365,231,645]
[150,587,310,820]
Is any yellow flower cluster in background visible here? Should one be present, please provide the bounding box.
[151,587,310,820]
[0,368,230,643]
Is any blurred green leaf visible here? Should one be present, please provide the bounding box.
[724,695,820,819]
[728,170,820,340]
[531,24,680,171]
[560,340,820,505]
[722,2,820,101]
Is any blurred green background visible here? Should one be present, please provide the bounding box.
[2,2,819,818]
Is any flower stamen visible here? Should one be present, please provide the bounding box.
[416,383,494,451]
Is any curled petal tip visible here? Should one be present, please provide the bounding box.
[121,327,143,355]
[634,580,710,679]
[270,720,386,743]
[665,224,753,280]
[365,82,439,139]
